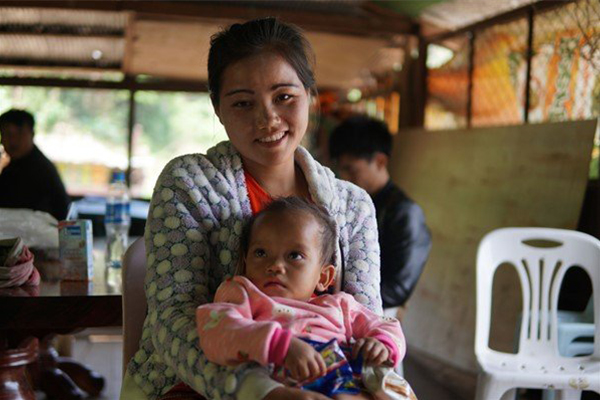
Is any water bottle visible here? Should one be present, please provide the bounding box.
[105,171,130,279]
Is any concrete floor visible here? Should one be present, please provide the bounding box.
[404,351,466,400]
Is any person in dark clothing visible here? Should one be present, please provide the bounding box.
[329,115,431,314]
[0,109,70,221]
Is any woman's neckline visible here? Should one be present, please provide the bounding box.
[242,157,310,199]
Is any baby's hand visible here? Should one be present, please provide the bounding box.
[352,337,389,366]
[284,337,327,382]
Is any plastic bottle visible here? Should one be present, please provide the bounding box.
[105,171,130,279]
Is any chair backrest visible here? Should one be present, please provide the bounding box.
[122,237,147,376]
[475,227,600,365]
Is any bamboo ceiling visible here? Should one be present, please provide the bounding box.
[0,0,543,89]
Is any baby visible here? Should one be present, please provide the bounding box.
[196,197,415,399]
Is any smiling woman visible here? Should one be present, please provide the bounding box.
[122,17,385,400]
[215,52,311,179]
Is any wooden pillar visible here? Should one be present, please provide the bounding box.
[125,79,136,188]
[414,34,428,128]
[467,31,475,128]
[523,7,535,123]
[399,33,427,130]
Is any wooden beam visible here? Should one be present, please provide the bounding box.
[360,2,406,19]
[0,73,337,93]
[0,75,208,92]
[0,1,418,37]
[0,76,125,90]
[0,59,121,69]
[0,25,123,37]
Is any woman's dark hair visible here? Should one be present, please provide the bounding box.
[208,17,316,106]
[237,196,337,275]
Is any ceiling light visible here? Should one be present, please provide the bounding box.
[347,89,362,103]
[426,44,454,69]
[91,50,103,60]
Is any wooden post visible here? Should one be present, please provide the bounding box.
[467,31,475,128]
[414,34,428,128]
[126,82,136,188]
[523,7,534,123]
[399,33,427,129]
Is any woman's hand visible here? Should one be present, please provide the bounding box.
[284,337,327,382]
[264,386,331,400]
[352,338,389,366]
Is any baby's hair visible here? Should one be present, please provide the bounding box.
[237,197,337,275]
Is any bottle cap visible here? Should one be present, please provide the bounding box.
[111,170,126,183]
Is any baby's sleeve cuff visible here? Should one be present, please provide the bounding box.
[372,333,401,366]
[267,328,292,366]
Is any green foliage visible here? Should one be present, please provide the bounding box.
[0,86,229,198]
[0,86,129,144]
[0,87,225,154]
[57,88,129,144]
[135,91,226,156]
[590,153,599,180]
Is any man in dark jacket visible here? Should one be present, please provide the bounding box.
[0,109,70,220]
[329,115,431,315]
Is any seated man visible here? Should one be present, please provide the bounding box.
[0,109,69,221]
[329,115,431,317]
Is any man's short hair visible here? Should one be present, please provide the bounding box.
[0,109,35,136]
[329,115,392,160]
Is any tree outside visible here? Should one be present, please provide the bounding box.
[0,86,227,198]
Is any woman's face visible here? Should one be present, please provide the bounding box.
[215,52,310,170]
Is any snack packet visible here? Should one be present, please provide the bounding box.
[362,365,418,400]
[273,339,360,396]
[302,339,360,396]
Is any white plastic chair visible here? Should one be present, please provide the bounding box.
[475,228,600,400]
[544,298,595,400]
[557,298,594,357]
[512,296,594,400]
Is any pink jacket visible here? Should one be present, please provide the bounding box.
[196,276,405,368]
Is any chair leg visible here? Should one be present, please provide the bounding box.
[554,390,581,400]
[501,389,518,400]
[475,373,514,400]
[542,389,556,400]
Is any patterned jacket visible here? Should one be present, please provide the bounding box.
[127,141,383,399]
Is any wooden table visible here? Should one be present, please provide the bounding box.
[0,241,123,400]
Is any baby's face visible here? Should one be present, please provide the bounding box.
[244,211,329,301]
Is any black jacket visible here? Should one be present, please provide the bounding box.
[372,181,431,308]
[0,145,70,221]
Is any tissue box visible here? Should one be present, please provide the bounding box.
[58,220,93,281]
